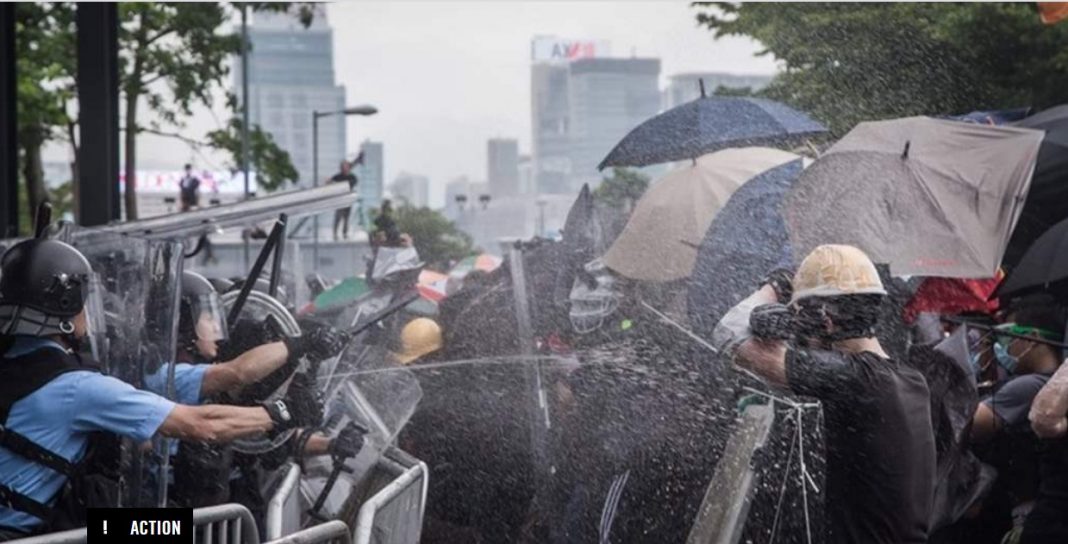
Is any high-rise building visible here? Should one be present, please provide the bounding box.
[354,140,383,228]
[444,176,490,219]
[517,154,534,195]
[487,138,520,197]
[568,57,661,188]
[662,72,773,110]
[391,172,430,208]
[233,7,346,189]
[530,36,610,195]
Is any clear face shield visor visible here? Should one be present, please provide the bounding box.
[191,293,229,343]
[568,259,621,335]
[83,273,108,360]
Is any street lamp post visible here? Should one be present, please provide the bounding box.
[311,105,377,266]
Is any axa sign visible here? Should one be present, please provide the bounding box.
[532,37,608,62]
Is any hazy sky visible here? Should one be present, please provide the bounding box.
[45,1,779,207]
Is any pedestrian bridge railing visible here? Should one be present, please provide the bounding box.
[193,503,261,544]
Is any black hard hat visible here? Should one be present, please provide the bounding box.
[0,239,93,318]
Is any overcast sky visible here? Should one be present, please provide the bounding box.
[45,1,779,208]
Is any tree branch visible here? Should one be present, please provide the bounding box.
[125,126,208,148]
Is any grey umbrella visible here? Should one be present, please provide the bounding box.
[598,89,826,170]
[784,116,1044,278]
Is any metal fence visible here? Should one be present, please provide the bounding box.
[265,463,304,541]
[352,453,428,544]
[264,520,351,544]
[5,528,86,544]
[193,503,261,544]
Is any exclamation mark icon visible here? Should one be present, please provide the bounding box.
[103,520,107,535]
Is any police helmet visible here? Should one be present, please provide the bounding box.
[179,271,228,347]
[0,239,95,336]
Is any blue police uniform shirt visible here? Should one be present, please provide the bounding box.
[0,337,177,532]
[144,362,207,405]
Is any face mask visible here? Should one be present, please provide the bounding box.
[993,340,1019,374]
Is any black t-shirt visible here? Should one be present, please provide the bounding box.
[786,348,936,544]
[330,172,357,190]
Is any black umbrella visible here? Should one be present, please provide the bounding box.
[997,215,1068,300]
[597,87,826,170]
[1003,104,1068,267]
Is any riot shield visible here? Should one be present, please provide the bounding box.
[65,229,184,508]
[218,289,304,454]
[298,342,423,521]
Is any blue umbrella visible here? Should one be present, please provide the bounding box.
[598,92,826,170]
[687,160,803,338]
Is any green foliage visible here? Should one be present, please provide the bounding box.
[594,167,650,209]
[389,205,475,269]
[694,2,1068,136]
[206,117,299,191]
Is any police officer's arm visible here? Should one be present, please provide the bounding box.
[1031,361,1068,438]
[201,342,289,396]
[159,403,274,443]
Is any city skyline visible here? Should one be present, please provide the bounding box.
[40,1,778,209]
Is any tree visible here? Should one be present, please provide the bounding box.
[14,2,76,224]
[206,116,299,191]
[389,205,475,269]
[694,3,1068,136]
[593,167,650,211]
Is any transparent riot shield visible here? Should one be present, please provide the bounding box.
[218,289,304,454]
[298,342,423,522]
[66,229,184,508]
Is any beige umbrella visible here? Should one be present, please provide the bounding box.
[603,147,800,281]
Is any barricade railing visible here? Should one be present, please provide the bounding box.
[264,520,351,544]
[193,503,261,544]
[352,453,427,544]
[265,462,303,541]
[5,528,86,544]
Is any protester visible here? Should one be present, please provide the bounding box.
[968,307,1065,542]
[1023,329,1068,543]
[373,199,402,247]
[715,244,936,544]
[179,163,200,212]
[329,159,358,241]
[0,240,304,539]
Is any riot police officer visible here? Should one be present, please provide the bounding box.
[0,239,303,539]
[148,271,352,510]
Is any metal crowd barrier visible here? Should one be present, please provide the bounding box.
[352,453,428,544]
[193,503,261,544]
[265,463,303,541]
[264,520,351,544]
[5,528,86,544]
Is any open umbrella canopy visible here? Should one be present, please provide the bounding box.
[300,276,370,314]
[603,147,800,282]
[452,254,503,277]
[1003,104,1068,266]
[902,274,1003,324]
[997,215,1068,301]
[785,116,1044,278]
[597,96,826,170]
[687,158,804,338]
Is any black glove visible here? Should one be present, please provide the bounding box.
[328,422,369,459]
[262,399,297,431]
[285,325,350,362]
[750,303,795,340]
[762,268,795,304]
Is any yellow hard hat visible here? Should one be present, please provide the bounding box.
[394,318,443,365]
[790,244,886,303]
